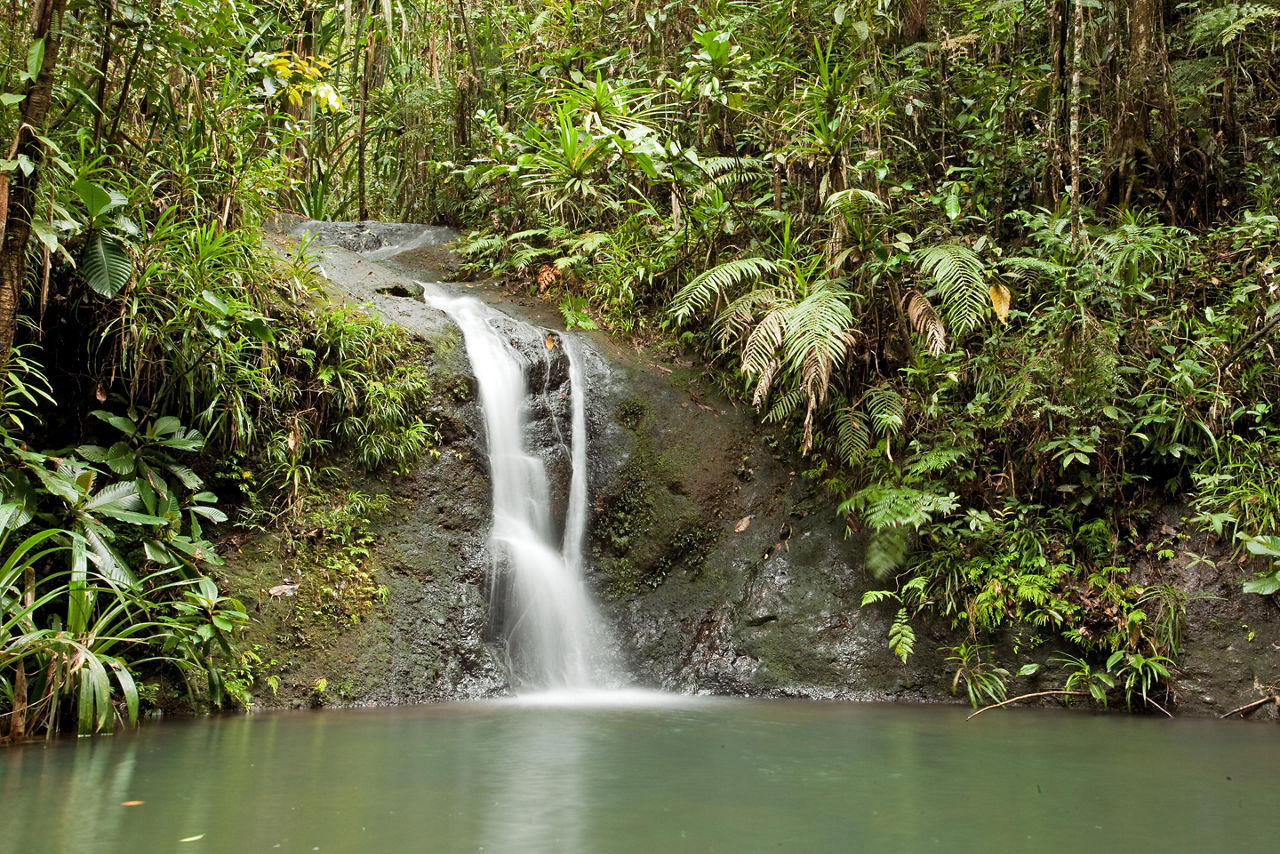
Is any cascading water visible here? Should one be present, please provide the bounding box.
[422,287,604,691]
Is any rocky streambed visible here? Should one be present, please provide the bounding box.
[220,220,1280,719]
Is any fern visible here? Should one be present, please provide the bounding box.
[1220,2,1280,43]
[906,445,968,477]
[841,485,959,531]
[741,308,786,406]
[888,607,916,663]
[860,588,899,606]
[1000,255,1065,285]
[865,527,911,577]
[714,287,786,350]
[912,242,988,336]
[764,387,805,423]
[669,256,782,322]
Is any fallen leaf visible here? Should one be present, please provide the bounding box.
[121,801,144,807]
[735,515,753,533]
[545,334,556,349]
[179,835,205,843]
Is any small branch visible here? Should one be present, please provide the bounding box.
[1220,695,1279,720]
[966,690,1089,720]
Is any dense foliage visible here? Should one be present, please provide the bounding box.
[3,0,1278,724]
[339,0,1276,708]
[0,1,439,738]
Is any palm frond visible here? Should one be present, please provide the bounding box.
[669,257,782,323]
[825,187,887,215]
[912,242,988,336]
[865,385,905,437]
[904,289,947,356]
[782,281,853,450]
[836,406,872,465]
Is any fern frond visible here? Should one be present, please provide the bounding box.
[698,156,767,178]
[912,242,988,335]
[864,385,905,437]
[712,287,787,346]
[1221,2,1280,43]
[906,445,968,477]
[866,528,910,577]
[783,281,854,450]
[1000,255,1064,285]
[839,484,959,532]
[764,387,805,423]
[904,289,947,356]
[741,309,786,406]
[669,257,782,323]
[462,234,506,258]
[692,157,769,201]
[860,589,900,607]
[836,405,872,465]
[825,187,887,215]
[889,607,915,662]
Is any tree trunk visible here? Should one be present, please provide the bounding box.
[0,0,69,362]
[1069,0,1083,246]
[903,0,929,43]
[357,39,370,221]
[1042,0,1068,203]
[1106,0,1157,209]
[9,566,35,740]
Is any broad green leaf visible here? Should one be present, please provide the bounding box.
[106,442,137,475]
[1242,574,1280,596]
[73,180,125,220]
[945,186,961,221]
[81,232,132,297]
[242,316,274,342]
[92,410,139,437]
[25,39,45,83]
[1242,535,1280,558]
[30,220,59,252]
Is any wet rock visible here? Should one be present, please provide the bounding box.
[256,222,1280,717]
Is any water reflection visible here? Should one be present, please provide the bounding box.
[4,701,1280,854]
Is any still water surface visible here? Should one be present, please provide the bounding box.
[3,697,1277,853]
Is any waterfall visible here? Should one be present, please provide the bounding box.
[423,288,603,691]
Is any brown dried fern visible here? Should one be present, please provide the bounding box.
[904,289,947,356]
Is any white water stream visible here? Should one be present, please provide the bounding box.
[422,287,604,690]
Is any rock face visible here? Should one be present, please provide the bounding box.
[235,221,1280,718]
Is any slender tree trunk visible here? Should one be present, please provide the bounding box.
[1106,0,1156,209]
[9,566,35,740]
[0,0,69,362]
[1043,0,1067,202]
[357,36,370,221]
[91,3,114,146]
[1069,0,1083,246]
[902,0,929,43]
